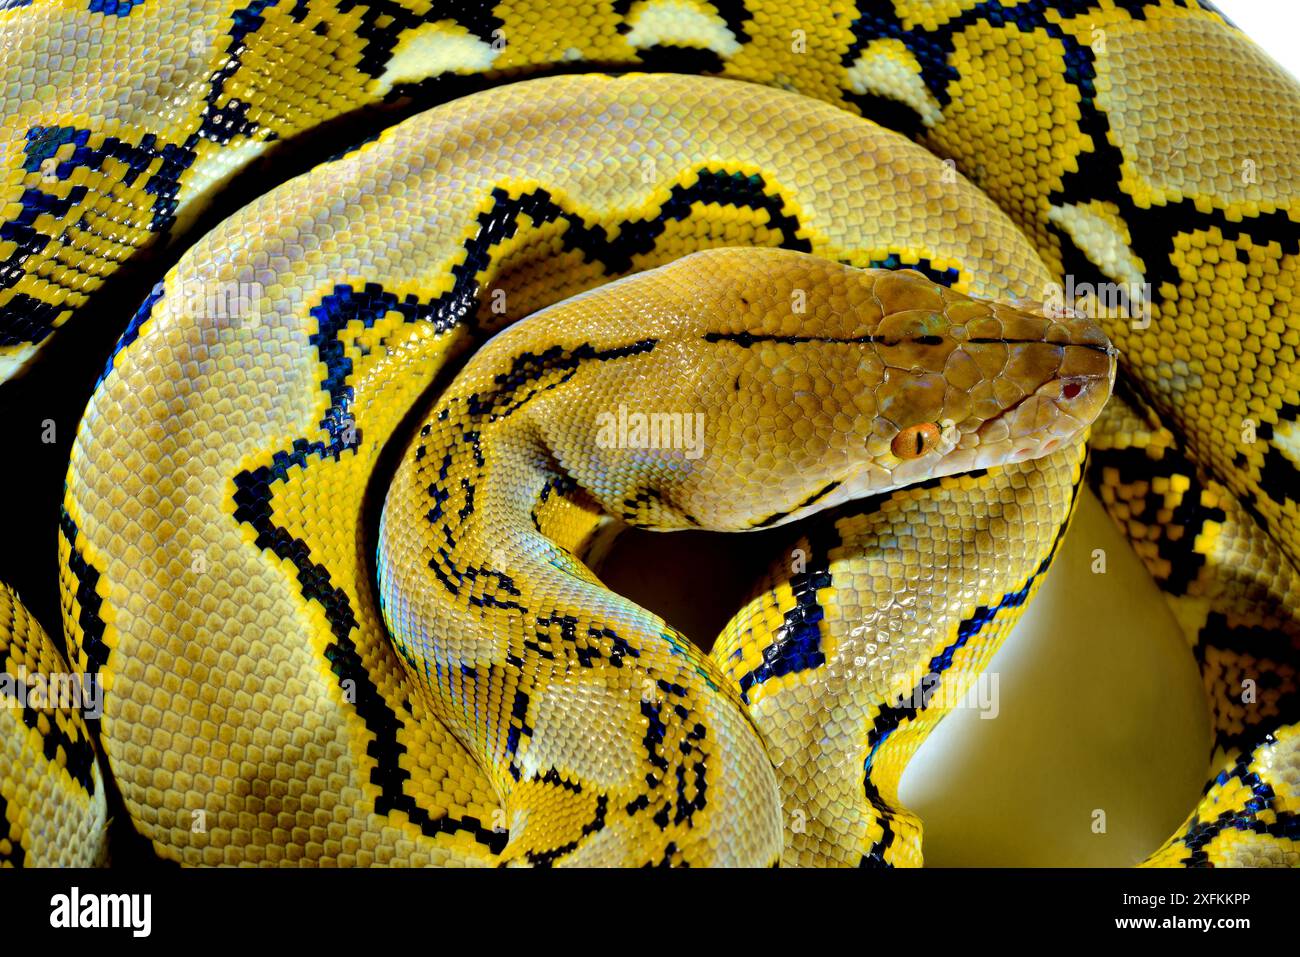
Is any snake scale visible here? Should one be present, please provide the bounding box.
[0,0,1297,868]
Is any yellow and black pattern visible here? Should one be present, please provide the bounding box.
[377,248,1112,864]
[1090,383,1300,865]
[0,0,1295,866]
[714,444,1091,866]
[0,583,107,867]
[58,73,1083,865]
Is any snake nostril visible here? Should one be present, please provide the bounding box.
[1062,381,1082,400]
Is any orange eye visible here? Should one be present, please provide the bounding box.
[891,422,941,459]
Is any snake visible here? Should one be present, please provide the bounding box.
[0,0,1297,868]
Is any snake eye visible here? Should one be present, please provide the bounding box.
[891,422,941,459]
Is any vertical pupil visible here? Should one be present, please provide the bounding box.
[915,431,924,454]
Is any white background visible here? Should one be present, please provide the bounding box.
[1216,0,1300,78]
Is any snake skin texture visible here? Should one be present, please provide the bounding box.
[0,0,1297,867]
[0,583,107,866]
[377,248,1113,864]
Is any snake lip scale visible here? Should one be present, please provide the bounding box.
[0,1,1296,869]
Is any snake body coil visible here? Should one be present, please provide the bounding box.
[0,1,1297,867]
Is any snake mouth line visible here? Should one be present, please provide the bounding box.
[974,373,1112,447]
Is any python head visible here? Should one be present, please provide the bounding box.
[513,248,1117,532]
[859,269,1119,490]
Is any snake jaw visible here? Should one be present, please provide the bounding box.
[971,341,1117,468]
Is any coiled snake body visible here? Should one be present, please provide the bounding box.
[0,0,1297,867]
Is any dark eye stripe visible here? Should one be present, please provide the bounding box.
[966,336,1111,354]
[704,332,948,347]
[705,332,1111,353]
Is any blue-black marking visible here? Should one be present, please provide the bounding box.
[858,467,1081,865]
[733,518,841,701]
[0,125,194,347]
[0,792,24,865]
[228,166,799,849]
[837,1,1299,509]
[1173,740,1300,866]
[0,602,99,796]
[88,0,147,15]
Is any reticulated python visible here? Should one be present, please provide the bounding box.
[0,0,1296,867]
